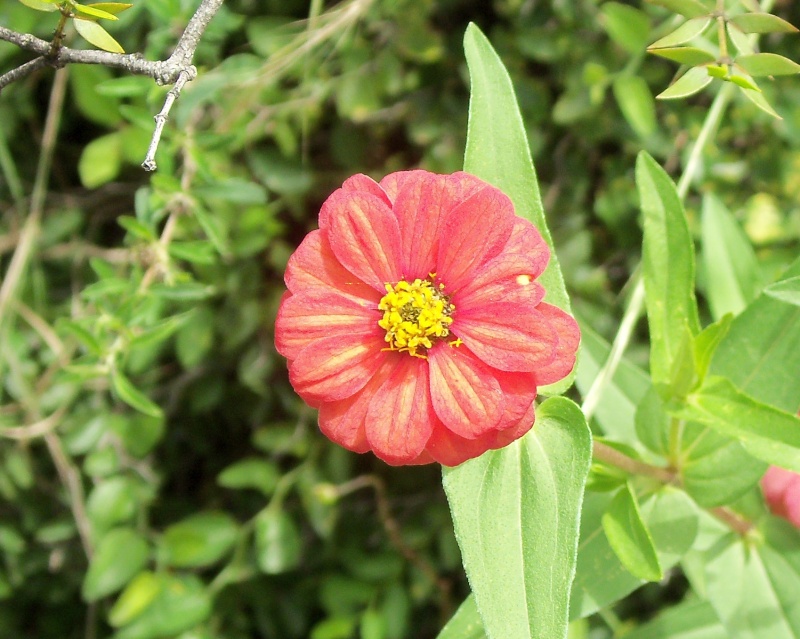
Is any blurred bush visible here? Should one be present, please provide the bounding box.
[0,0,798,637]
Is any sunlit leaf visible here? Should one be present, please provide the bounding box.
[657,66,713,99]
[17,0,58,11]
[463,23,575,395]
[649,17,711,48]
[436,596,488,639]
[73,17,125,54]
[73,3,119,20]
[648,46,717,65]
[602,484,663,582]
[729,12,798,34]
[444,397,592,639]
[736,53,800,76]
[764,275,800,306]
[739,85,782,118]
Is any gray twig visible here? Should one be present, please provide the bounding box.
[0,0,224,170]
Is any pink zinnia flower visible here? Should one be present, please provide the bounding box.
[762,466,800,528]
[274,170,580,466]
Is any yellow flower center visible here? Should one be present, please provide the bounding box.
[378,276,457,358]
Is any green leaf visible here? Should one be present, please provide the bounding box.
[741,85,783,119]
[570,487,697,619]
[680,420,767,507]
[82,528,149,602]
[635,385,670,455]
[729,12,799,35]
[86,476,138,532]
[17,0,57,11]
[193,204,229,256]
[602,485,663,582]
[129,313,192,350]
[677,376,800,472]
[168,240,216,265]
[112,574,211,639]
[649,17,712,48]
[255,509,303,574]
[765,275,800,305]
[462,24,574,394]
[657,66,714,99]
[612,75,657,138]
[117,215,156,242]
[600,3,651,54]
[736,53,800,77]
[648,46,717,65]
[692,314,733,384]
[111,369,163,418]
[78,132,122,188]
[711,255,800,413]
[727,22,754,55]
[148,282,215,301]
[699,520,800,638]
[73,17,125,53]
[646,0,712,19]
[621,600,727,639]
[217,458,280,495]
[159,511,239,568]
[436,596,488,639]
[701,194,763,319]
[443,397,592,639]
[575,322,651,445]
[73,3,119,20]
[636,152,700,389]
[108,571,161,627]
[85,2,133,15]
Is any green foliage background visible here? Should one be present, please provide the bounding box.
[0,0,799,638]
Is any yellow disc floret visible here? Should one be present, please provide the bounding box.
[378,277,455,358]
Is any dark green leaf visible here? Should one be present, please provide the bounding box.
[255,509,303,574]
[112,574,211,638]
[159,511,239,568]
[602,484,663,582]
[111,369,163,418]
[600,3,651,54]
[82,528,149,601]
[612,75,657,138]
[218,458,280,495]
[463,24,574,394]
[729,12,798,34]
[443,397,592,639]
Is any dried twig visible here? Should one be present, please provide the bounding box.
[0,0,224,170]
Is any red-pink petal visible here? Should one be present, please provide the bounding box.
[455,270,545,308]
[425,427,499,466]
[494,370,538,431]
[342,174,391,205]
[289,332,387,405]
[436,186,515,292]
[326,190,403,292]
[532,303,581,386]
[379,170,432,204]
[275,291,378,361]
[428,345,503,438]
[317,357,399,454]
[284,230,376,302]
[454,303,558,372]
[365,356,436,464]
[392,172,451,279]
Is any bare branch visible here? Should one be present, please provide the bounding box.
[0,0,225,168]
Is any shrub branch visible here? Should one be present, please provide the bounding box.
[0,0,224,170]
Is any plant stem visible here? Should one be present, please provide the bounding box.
[593,441,676,484]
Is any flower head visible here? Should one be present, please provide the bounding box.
[762,466,800,528]
[275,170,580,466]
